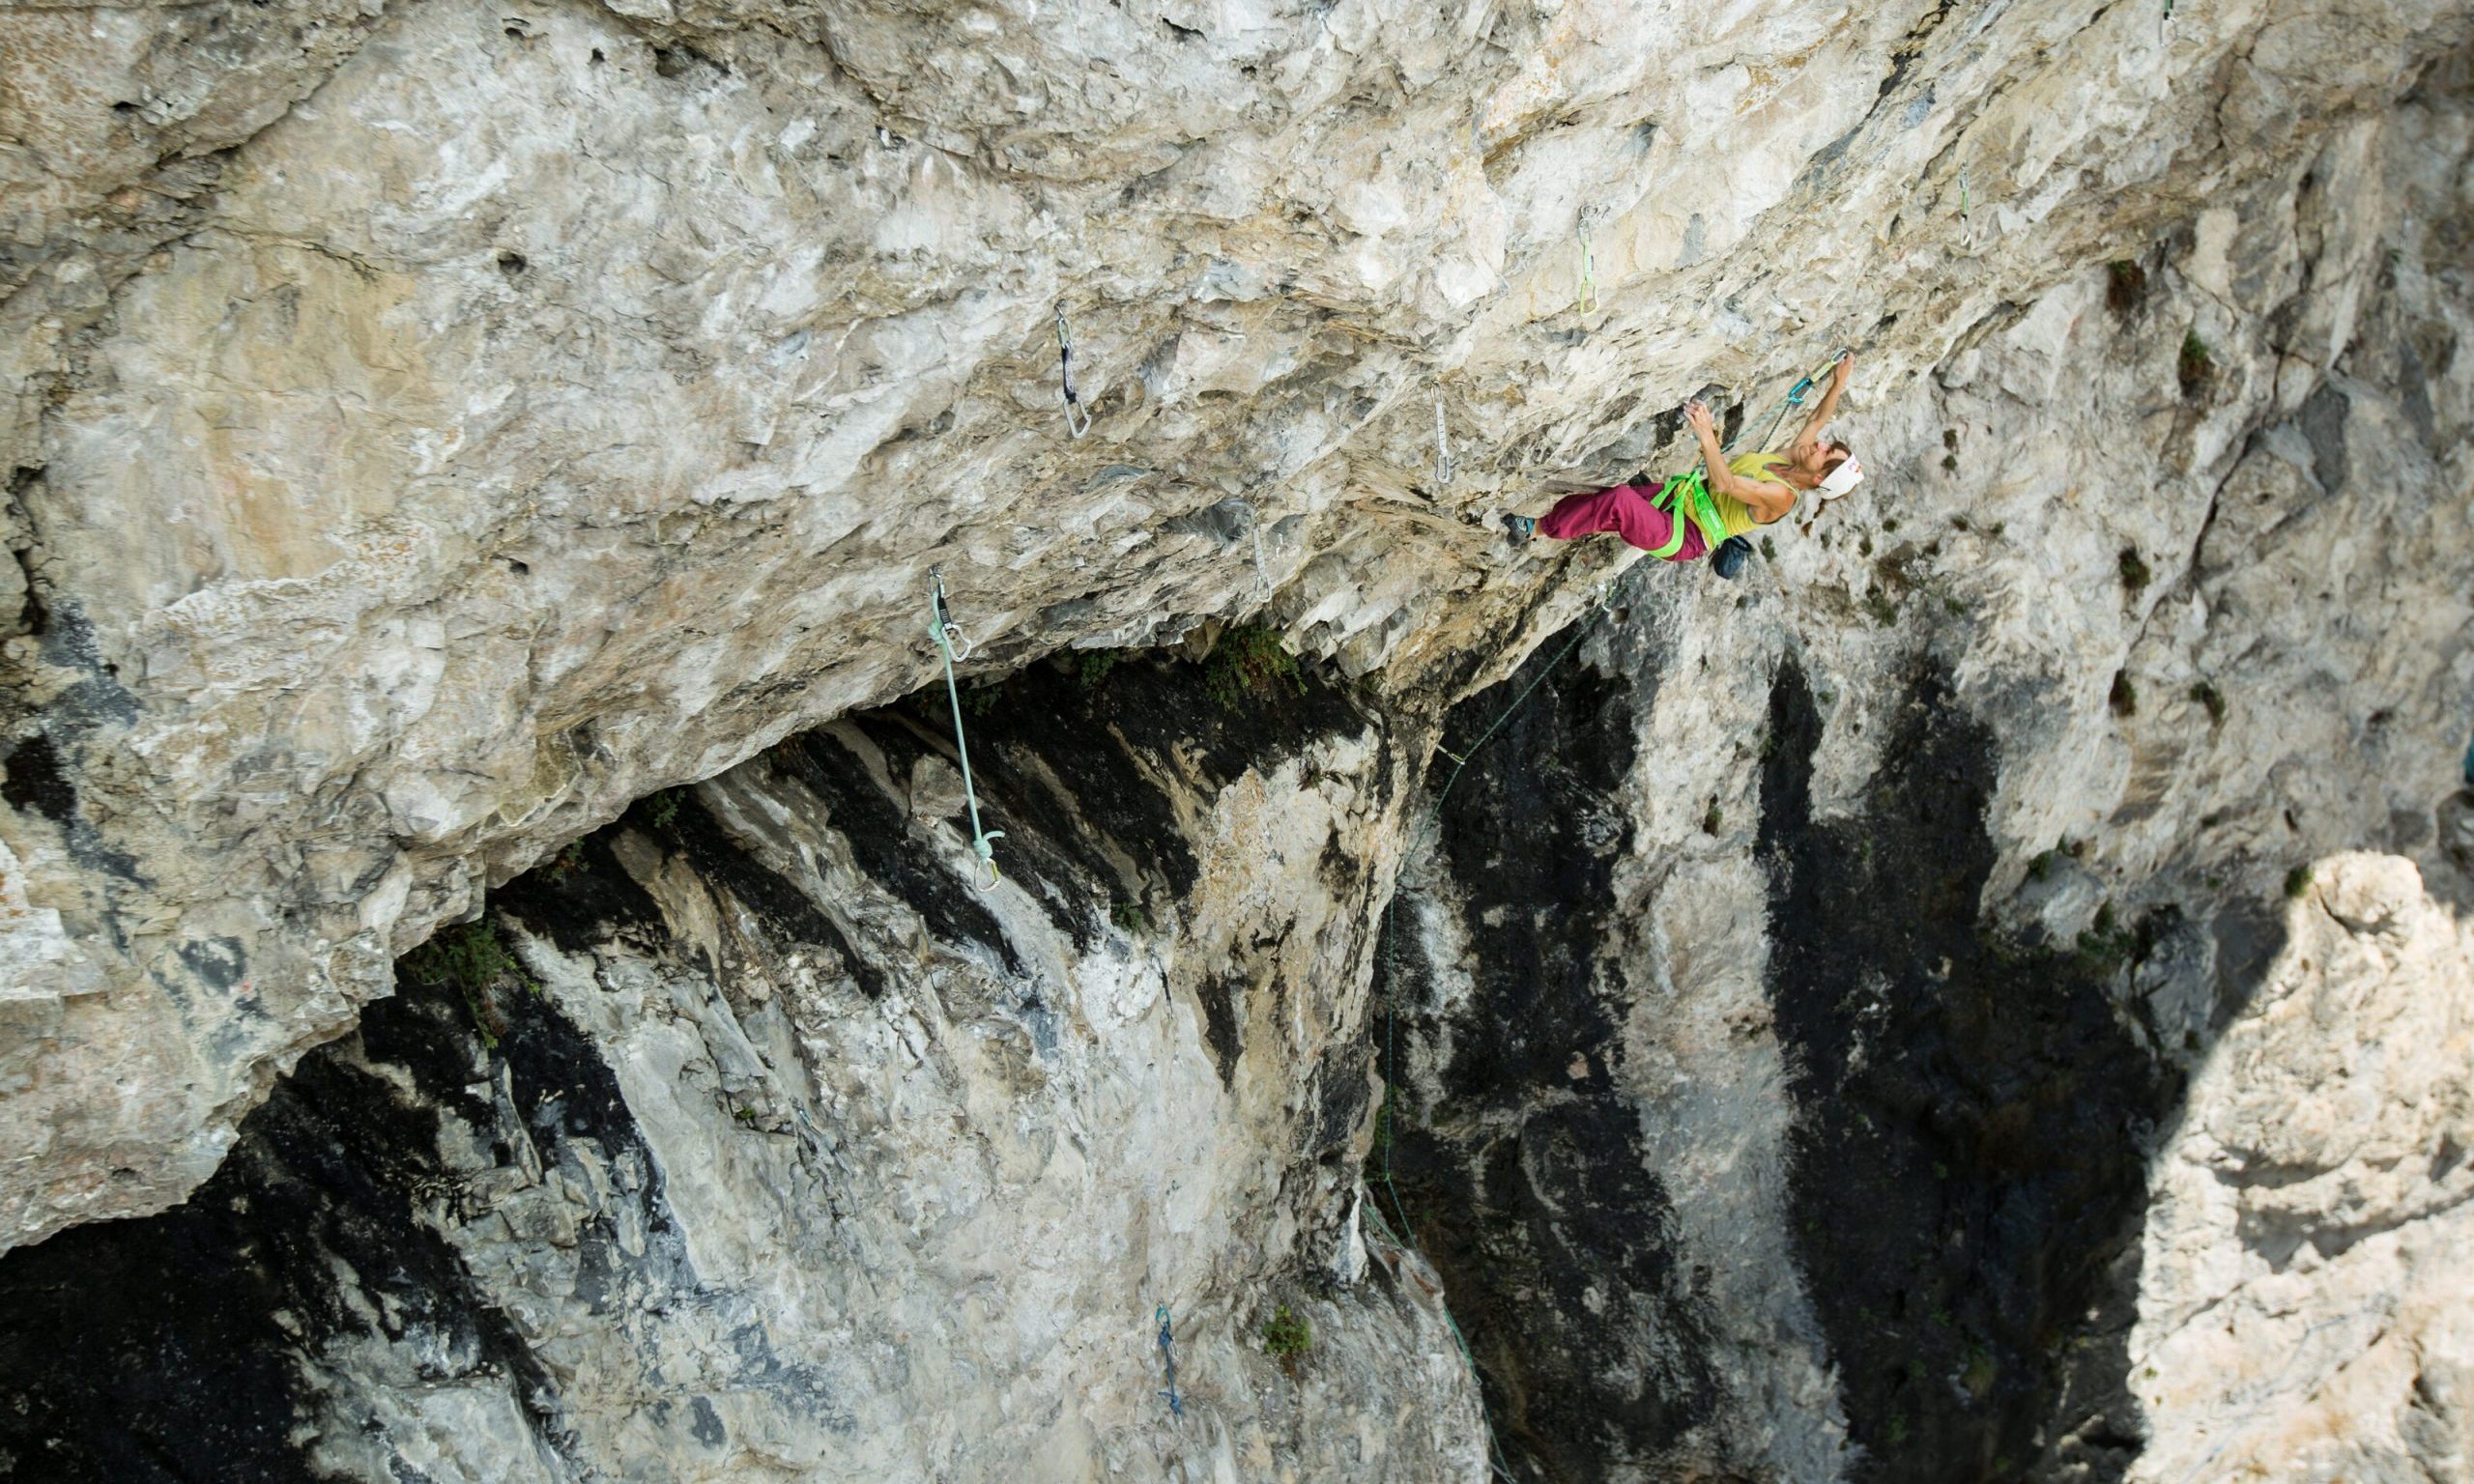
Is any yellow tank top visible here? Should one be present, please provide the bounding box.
[1708,452,1795,537]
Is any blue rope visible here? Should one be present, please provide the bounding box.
[1370,580,1642,1484]
[1155,1304,1184,1416]
[1366,356,1841,1481]
[929,570,1005,891]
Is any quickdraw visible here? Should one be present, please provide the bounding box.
[1055,303,1094,439]
[1576,211,1599,314]
[928,570,1005,891]
[1155,1305,1184,1417]
[1753,349,1849,451]
[1250,503,1274,604]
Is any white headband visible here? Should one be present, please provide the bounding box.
[1818,456,1864,499]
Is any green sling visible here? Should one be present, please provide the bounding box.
[1646,469,1736,558]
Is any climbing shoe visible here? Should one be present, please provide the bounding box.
[1711,535,1752,580]
[1502,513,1537,548]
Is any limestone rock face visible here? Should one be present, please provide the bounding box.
[1371,40,2474,1480]
[1,658,1492,1481]
[6,0,2471,1247]
[2133,854,2474,1484]
[1,0,2473,1479]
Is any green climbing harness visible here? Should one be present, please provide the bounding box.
[1644,468,1731,558]
[929,570,1005,891]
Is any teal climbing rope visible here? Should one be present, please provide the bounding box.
[1372,355,1835,1150]
[1366,355,1843,1481]
[1360,1185,1523,1482]
[1366,525,1647,1484]
[929,570,1005,891]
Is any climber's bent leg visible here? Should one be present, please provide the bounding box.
[1535,481,1711,560]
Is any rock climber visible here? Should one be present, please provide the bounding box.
[1503,353,1863,579]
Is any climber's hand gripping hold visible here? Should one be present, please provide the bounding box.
[1683,396,1796,525]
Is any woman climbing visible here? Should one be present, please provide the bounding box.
[1503,352,1863,579]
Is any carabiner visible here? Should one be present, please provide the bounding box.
[1055,304,1094,439]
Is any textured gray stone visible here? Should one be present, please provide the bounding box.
[8,0,2469,1248]
[0,0,2471,1477]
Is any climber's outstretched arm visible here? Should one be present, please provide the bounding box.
[1684,400,1797,523]
[1790,352,1856,460]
